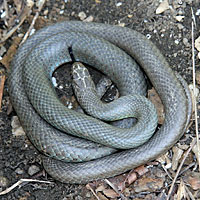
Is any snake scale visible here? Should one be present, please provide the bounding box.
[9,21,192,184]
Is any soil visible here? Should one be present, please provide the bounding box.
[0,0,200,199]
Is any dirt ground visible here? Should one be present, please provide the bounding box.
[0,0,200,199]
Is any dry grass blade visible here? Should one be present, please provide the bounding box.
[191,8,200,171]
[166,139,197,200]
[0,68,6,111]
[167,9,199,199]
[0,179,52,195]
[20,0,46,45]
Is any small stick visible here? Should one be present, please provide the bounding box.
[166,139,197,200]
[86,184,101,200]
[0,178,52,195]
[104,179,126,200]
[191,7,200,172]
[20,0,46,45]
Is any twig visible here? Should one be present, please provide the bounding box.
[20,0,46,45]
[0,0,34,44]
[0,68,6,111]
[166,139,197,200]
[191,7,200,172]
[86,184,101,200]
[104,179,127,200]
[0,178,52,195]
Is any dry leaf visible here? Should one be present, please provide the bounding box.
[148,88,165,124]
[172,146,183,171]
[127,172,137,185]
[184,172,200,190]
[192,143,200,166]
[133,177,164,193]
[102,189,119,198]
[177,179,186,200]
[156,0,170,14]
[0,37,22,69]
[134,165,148,176]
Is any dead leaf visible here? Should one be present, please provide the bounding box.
[0,37,22,69]
[102,189,119,198]
[148,88,165,124]
[134,165,149,176]
[192,142,200,165]
[172,146,183,171]
[183,172,200,190]
[177,179,186,200]
[13,0,23,13]
[133,177,164,193]
[127,171,137,185]
[156,0,170,14]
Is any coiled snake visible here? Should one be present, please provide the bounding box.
[9,21,192,184]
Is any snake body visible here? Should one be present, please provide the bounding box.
[9,21,192,184]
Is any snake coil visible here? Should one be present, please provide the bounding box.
[9,21,192,183]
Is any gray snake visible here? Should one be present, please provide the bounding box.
[9,21,192,184]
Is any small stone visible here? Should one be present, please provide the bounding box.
[18,33,24,38]
[12,126,25,136]
[28,165,40,176]
[175,16,184,22]
[156,0,169,14]
[116,2,122,7]
[60,10,64,14]
[117,23,125,27]
[0,176,8,187]
[175,39,179,44]
[183,38,190,47]
[128,14,133,18]
[177,23,184,29]
[78,11,87,20]
[195,36,200,52]
[0,46,6,57]
[43,9,48,15]
[15,168,24,175]
[85,192,91,197]
[83,15,94,22]
[196,9,200,16]
[52,77,57,87]
[11,116,21,129]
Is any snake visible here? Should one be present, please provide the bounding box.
[9,21,192,184]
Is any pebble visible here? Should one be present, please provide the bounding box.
[0,176,8,187]
[183,38,190,47]
[83,15,94,22]
[11,116,25,136]
[28,165,40,176]
[52,77,58,87]
[78,11,87,20]
[0,46,6,57]
[116,2,122,7]
[15,168,24,175]
[177,23,184,29]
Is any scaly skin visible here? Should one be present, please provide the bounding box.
[9,21,192,184]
